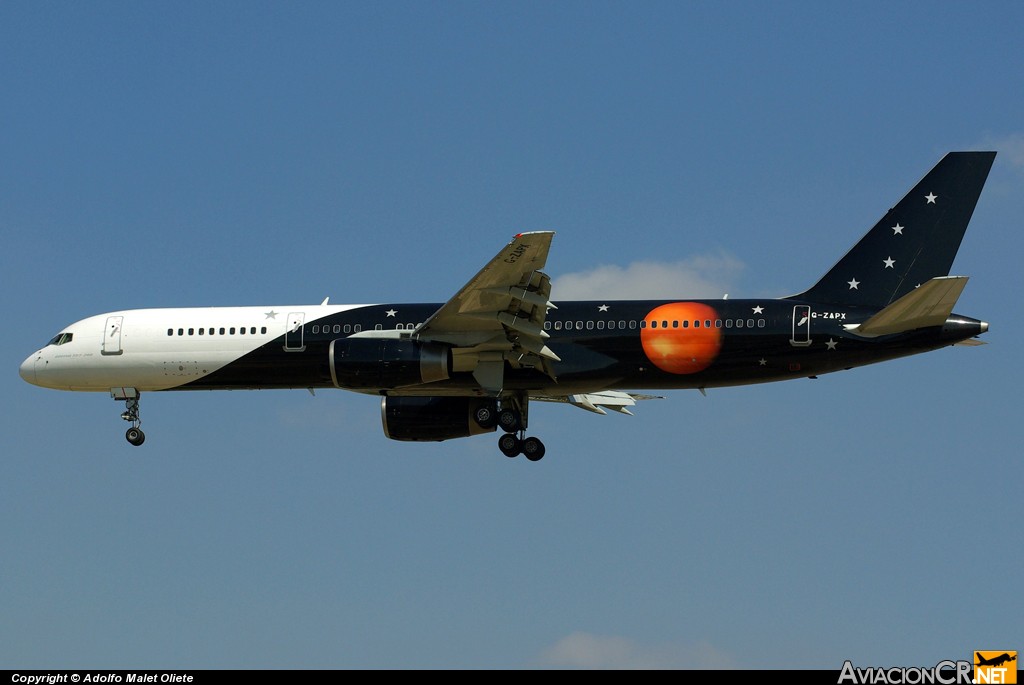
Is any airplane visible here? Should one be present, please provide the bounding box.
[19,151,995,461]
[975,653,1016,668]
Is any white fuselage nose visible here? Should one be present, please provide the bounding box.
[18,314,113,391]
[19,308,265,393]
[19,353,37,385]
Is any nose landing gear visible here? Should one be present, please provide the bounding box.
[112,388,145,446]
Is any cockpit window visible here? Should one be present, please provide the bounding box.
[47,332,73,346]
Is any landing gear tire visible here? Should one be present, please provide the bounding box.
[522,437,545,461]
[497,408,522,433]
[126,427,146,446]
[498,433,521,458]
[474,404,498,429]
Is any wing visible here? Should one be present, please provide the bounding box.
[414,231,559,393]
[532,391,664,415]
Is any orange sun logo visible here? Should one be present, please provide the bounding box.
[640,302,722,374]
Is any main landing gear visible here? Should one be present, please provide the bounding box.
[473,401,546,461]
[112,388,145,446]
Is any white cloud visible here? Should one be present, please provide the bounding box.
[975,133,1024,168]
[550,253,744,301]
[539,632,738,670]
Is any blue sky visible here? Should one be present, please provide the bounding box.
[2,1,1022,669]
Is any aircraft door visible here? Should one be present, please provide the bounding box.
[285,312,306,352]
[790,305,811,347]
[102,316,124,355]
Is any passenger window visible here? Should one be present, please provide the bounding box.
[554,321,562,330]
[736,320,743,329]
[199,328,205,335]
[694,320,701,328]
[354,325,361,332]
[683,320,689,328]
[630,321,637,329]
[167,329,173,336]
[725,320,732,328]
[262,327,267,334]
[544,321,551,330]
[597,320,604,329]
[747,319,754,328]
[178,328,184,336]
[220,328,225,335]
[716,319,722,328]
[230,328,236,334]
[344,324,351,333]
[188,328,194,336]
[758,319,765,328]
[586,321,593,330]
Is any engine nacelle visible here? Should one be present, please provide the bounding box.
[381,396,497,442]
[330,338,450,390]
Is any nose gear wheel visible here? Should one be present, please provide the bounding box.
[116,393,146,446]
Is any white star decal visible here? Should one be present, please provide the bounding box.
[925,192,937,204]
[265,310,278,319]
[752,305,764,314]
[883,257,895,269]
[758,358,767,366]
[892,223,904,235]
[598,304,609,312]
[385,309,397,317]
[826,338,838,350]
[847,278,860,290]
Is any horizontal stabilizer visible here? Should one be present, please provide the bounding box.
[532,390,663,415]
[848,276,968,337]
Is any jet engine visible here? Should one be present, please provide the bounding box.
[330,338,450,390]
[381,396,497,442]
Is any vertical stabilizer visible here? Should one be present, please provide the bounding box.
[793,151,995,307]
